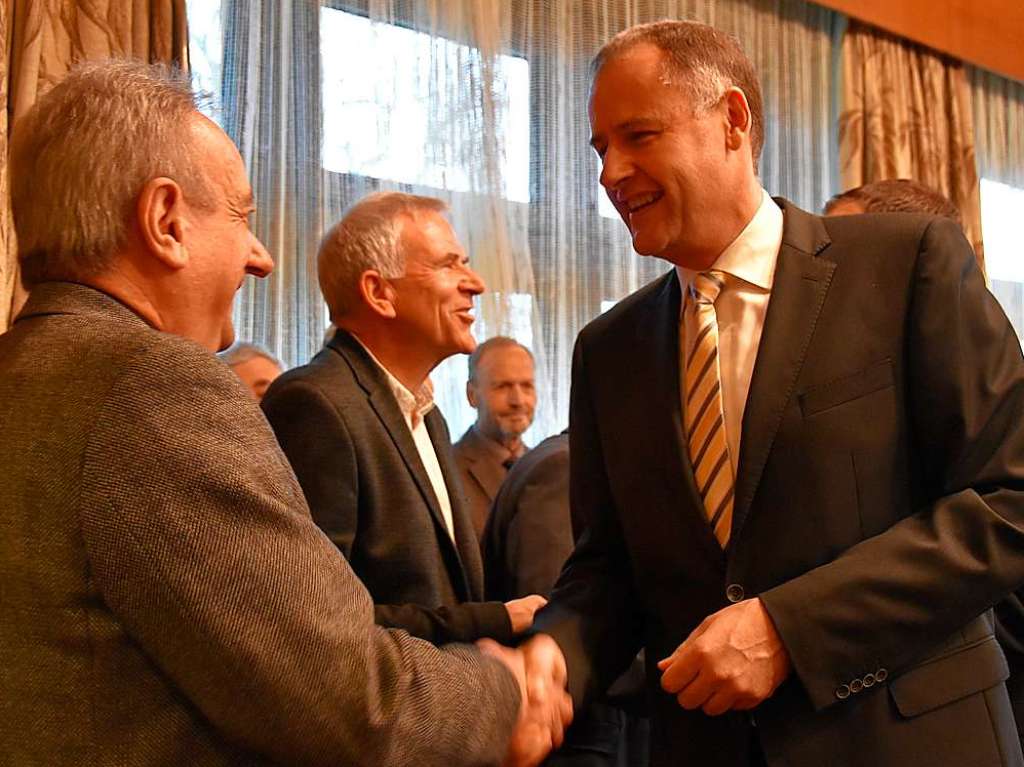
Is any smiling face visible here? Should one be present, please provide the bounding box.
[469,344,536,443]
[180,117,274,350]
[388,210,485,365]
[589,43,754,270]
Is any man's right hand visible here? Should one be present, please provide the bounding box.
[505,594,548,634]
[477,634,573,767]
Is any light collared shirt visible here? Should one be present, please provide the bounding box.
[352,336,456,542]
[676,189,784,479]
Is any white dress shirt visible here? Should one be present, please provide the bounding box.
[352,337,456,542]
[676,189,784,479]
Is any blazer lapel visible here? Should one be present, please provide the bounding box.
[731,202,835,541]
[636,272,726,566]
[463,431,507,501]
[329,332,455,546]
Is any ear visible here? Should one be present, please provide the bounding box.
[723,87,752,152]
[137,177,190,270]
[359,270,397,319]
[466,380,479,408]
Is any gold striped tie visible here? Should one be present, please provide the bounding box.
[683,271,734,548]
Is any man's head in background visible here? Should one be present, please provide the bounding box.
[318,192,485,389]
[824,179,962,224]
[10,60,273,351]
[220,343,283,400]
[466,337,536,450]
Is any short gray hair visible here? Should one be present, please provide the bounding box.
[318,192,448,320]
[218,342,282,369]
[592,20,765,173]
[10,59,215,286]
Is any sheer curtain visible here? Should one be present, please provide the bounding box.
[194,0,840,442]
[970,67,1024,341]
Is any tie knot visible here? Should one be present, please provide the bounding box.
[692,271,725,305]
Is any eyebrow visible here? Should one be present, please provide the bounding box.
[590,119,659,149]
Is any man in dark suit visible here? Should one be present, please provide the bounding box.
[455,336,538,539]
[485,433,650,767]
[0,60,569,766]
[526,20,1024,767]
[263,193,546,646]
[484,433,571,602]
[825,178,1024,751]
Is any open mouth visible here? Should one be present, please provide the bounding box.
[626,191,662,216]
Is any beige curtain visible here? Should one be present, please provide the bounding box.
[0,0,189,331]
[838,20,984,268]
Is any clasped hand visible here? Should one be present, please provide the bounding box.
[657,597,791,716]
[478,633,573,767]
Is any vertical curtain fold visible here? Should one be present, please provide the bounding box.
[221,0,325,361]
[838,19,984,267]
[1,0,189,331]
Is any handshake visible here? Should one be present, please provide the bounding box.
[478,633,574,767]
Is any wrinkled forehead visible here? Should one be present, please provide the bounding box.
[188,113,252,198]
[400,208,461,253]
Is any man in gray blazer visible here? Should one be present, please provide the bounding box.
[455,336,538,540]
[263,193,546,646]
[0,60,570,766]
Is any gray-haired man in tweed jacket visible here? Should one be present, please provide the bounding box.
[0,60,570,766]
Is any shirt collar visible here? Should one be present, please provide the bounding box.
[351,334,435,428]
[676,188,783,294]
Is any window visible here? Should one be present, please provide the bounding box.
[186,0,223,124]
[982,178,1024,344]
[321,7,530,202]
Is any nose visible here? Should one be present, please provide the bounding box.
[247,234,274,278]
[598,145,630,198]
[462,263,486,295]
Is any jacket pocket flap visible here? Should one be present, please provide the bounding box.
[800,359,894,417]
[889,636,1009,718]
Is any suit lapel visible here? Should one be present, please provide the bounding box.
[637,272,726,566]
[462,430,507,501]
[731,202,835,542]
[329,332,457,553]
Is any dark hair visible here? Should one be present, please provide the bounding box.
[824,179,961,224]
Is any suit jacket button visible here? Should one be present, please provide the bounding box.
[726,584,745,603]
[850,678,864,694]
[875,668,888,682]
[862,673,875,688]
[835,684,851,700]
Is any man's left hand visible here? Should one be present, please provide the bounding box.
[657,597,791,716]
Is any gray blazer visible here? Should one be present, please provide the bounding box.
[0,282,519,766]
[454,425,514,540]
[262,329,512,645]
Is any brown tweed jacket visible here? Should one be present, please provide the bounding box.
[0,282,519,766]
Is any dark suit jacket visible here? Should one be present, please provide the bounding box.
[262,329,512,645]
[454,424,514,540]
[0,283,519,766]
[484,433,571,602]
[536,201,1024,767]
